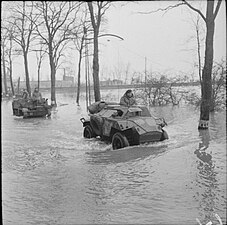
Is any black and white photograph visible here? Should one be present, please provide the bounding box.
[1,1,226,225]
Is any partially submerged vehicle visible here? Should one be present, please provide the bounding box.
[80,101,168,150]
[12,97,52,118]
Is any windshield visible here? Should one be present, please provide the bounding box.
[126,106,151,117]
[98,106,151,118]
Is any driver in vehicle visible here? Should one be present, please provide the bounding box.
[120,89,136,107]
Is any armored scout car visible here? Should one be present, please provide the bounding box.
[81,101,168,150]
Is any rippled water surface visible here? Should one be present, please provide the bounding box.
[2,91,226,225]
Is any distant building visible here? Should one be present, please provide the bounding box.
[112,79,123,85]
[100,78,123,86]
[17,80,75,89]
[100,79,111,86]
[63,74,74,83]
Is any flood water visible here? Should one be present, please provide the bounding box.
[2,90,226,225]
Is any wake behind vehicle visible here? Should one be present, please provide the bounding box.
[12,97,52,119]
[80,101,168,150]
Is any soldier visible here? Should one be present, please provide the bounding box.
[22,89,29,99]
[120,89,136,107]
[32,87,43,107]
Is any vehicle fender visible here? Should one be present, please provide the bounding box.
[90,116,103,136]
[83,120,91,127]
[102,119,116,136]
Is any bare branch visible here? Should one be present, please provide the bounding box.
[182,0,206,22]
[136,2,185,15]
[87,2,97,28]
[213,0,222,19]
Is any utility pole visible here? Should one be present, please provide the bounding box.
[63,68,66,80]
[145,56,148,105]
[145,57,147,87]
[84,28,89,111]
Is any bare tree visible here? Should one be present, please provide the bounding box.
[1,1,12,96]
[1,21,20,96]
[139,0,223,129]
[182,0,223,129]
[1,29,8,95]
[34,2,82,106]
[33,42,46,91]
[7,30,15,96]
[71,12,92,106]
[87,1,111,102]
[193,15,204,85]
[75,28,85,106]
[9,1,38,96]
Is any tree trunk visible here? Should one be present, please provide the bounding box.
[76,52,82,105]
[9,60,15,96]
[23,50,31,96]
[76,38,84,106]
[48,41,57,106]
[2,50,8,95]
[50,57,56,106]
[198,1,215,129]
[93,30,101,102]
[17,77,20,94]
[38,62,41,91]
[195,19,202,85]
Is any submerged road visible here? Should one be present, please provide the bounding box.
[2,90,226,225]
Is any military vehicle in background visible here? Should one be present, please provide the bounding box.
[12,97,52,119]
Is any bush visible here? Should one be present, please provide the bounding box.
[185,60,226,111]
[133,73,188,106]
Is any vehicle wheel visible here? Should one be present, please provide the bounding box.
[112,132,129,150]
[83,125,96,138]
[161,130,169,141]
[90,116,103,136]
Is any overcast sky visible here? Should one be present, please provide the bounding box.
[6,1,226,82]
[98,1,226,81]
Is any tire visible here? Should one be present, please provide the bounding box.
[112,132,129,150]
[83,125,96,138]
[161,130,169,141]
[90,116,103,136]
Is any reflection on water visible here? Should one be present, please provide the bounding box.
[1,92,226,225]
[193,121,226,225]
[194,130,212,165]
[194,129,217,224]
